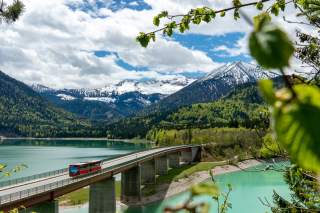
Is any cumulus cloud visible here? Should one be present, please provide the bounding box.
[0,0,312,89]
[0,0,221,89]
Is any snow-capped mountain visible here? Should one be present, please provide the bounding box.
[142,61,280,114]
[201,61,279,84]
[31,77,194,121]
[100,78,194,95]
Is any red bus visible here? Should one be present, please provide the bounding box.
[69,160,102,177]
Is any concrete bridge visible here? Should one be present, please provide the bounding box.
[0,145,201,213]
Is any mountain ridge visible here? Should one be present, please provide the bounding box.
[140,61,279,115]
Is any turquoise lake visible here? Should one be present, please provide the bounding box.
[0,139,291,212]
[124,162,291,213]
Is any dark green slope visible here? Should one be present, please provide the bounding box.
[105,81,270,139]
[0,71,91,137]
[156,83,269,130]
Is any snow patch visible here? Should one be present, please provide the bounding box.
[84,97,116,103]
[57,94,76,101]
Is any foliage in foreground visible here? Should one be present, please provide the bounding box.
[137,0,320,212]
[0,163,27,179]
[270,165,320,212]
[0,0,24,23]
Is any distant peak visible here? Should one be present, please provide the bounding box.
[30,84,54,92]
[199,61,279,84]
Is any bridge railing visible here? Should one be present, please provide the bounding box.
[0,146,164,189]
[0,168,68,189]
[0,145,197,206]
[0,149,148,189]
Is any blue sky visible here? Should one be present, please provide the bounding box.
[94,32,250,74]
[86,1,251,77]
[68,0,152,13]
[172,33,251,63]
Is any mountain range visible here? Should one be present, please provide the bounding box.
[0,61,280,137]
[31,62,279,122]
[31,78,194,121]
[141,61,279,115]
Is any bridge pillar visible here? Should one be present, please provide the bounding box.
[140,160,156,185]
[168,152,181,168]
[181,149,193,164]
[89,177,116,213]
[192,147,202,162]
[22,200,58,213]
[121,165,141,202]
[155,155,169,175]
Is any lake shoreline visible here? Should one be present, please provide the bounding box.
[0,137,155,144]
[122,159,264,207]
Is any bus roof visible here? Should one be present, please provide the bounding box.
[69,160,102,166]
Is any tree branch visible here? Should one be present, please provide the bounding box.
[145,0,272,36]
[279,68,297,99]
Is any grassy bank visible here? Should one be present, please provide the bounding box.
[157,162,227,184]
[59,181,122,206]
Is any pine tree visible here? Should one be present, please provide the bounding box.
[0,0,24,24]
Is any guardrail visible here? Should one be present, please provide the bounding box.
[0,150,142,189]
[0,145,189,189]
[0,145,195,206]
[0,168,68,189]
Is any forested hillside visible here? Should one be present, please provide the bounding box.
[105,81,272,139]
[156,83,269,130]
[0,71,93,137]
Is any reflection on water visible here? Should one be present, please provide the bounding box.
[0,139,148,180]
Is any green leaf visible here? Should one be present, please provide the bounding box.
[220,11,226,17]
[153,16,160,26]
[273,85,320,172]
[259,79,276,105]
[253,12,271,31]
[256,1,264,10]
[277,0,286,11]
[249,21,294,69]
[191,182,220,198]
[150,32,156,42]
[271,4,280,16]
[296,0,307,8]
[158,11,168,18]
[233,0,242,7]
[136,32,150,48]
[192,16,202,24]
[210,10,216,19]
[202,14,211,23]
[234,9,240,20]
[165,27,173,36]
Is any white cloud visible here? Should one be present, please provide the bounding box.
[0,0,312,89]
[211,34,250,59]
[0,0,221,89]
